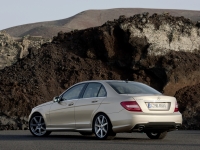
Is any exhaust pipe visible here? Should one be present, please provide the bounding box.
[176,125,180,130]
[138,125,144,132]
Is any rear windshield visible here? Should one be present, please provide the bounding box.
[107,82,161,94]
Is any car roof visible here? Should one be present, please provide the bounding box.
[76,80,138,84]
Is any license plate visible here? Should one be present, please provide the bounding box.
[147,103,168,110]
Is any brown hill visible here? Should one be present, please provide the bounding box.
[0,13,200,130]
[3,8,200,38]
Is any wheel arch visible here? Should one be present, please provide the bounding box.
[29,105,49,120]
[29,111,48,126]
[30,112,42,118]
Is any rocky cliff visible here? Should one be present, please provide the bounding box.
[0,13,200,130]
[0,31,51,70]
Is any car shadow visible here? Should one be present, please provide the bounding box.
[0,133,150,141]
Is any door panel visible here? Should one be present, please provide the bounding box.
[75,83,107,129]
[49,99,77,129]
[48,83,86,130]
[75,97,105,129]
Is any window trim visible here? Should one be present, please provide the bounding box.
[79,83,89,98]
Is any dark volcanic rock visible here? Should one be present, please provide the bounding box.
[175,84,200,129]
[0,13,200,129]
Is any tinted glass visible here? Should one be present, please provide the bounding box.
[62,84,85,100]
[83,83,101,98]
[98,86,107,97]
[107,82,161,94]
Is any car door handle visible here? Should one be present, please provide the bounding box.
[92,100,98,103]
[68,102,74,106]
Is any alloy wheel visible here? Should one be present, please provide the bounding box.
[29,115,47,136]
[94,115,109,138]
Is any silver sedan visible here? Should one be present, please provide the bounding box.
[29,80,182,139]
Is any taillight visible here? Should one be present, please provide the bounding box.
[174,102,179,112]
[120,101,142,112]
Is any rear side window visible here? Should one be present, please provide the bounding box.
[83,83,102,98]
[98,86,106,97]
[107,82,161,94]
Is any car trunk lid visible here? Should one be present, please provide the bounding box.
[123,94,176,114]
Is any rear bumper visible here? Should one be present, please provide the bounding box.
[132,122,181,132]
[108,109,182,133]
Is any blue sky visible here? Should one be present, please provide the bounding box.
[0,0,199,30]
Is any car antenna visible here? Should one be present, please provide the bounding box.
[125,79,128,83]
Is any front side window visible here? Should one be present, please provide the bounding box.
[62,84,85,100]
[107,82,161,94]
[83,83,102,98]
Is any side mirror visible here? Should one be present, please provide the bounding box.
[53,96,60,102]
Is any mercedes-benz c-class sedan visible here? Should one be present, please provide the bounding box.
[29,80,182,139]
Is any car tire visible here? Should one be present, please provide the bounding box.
[93,113,116,140]
[29,114,51,137]
[146,131,167,139]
